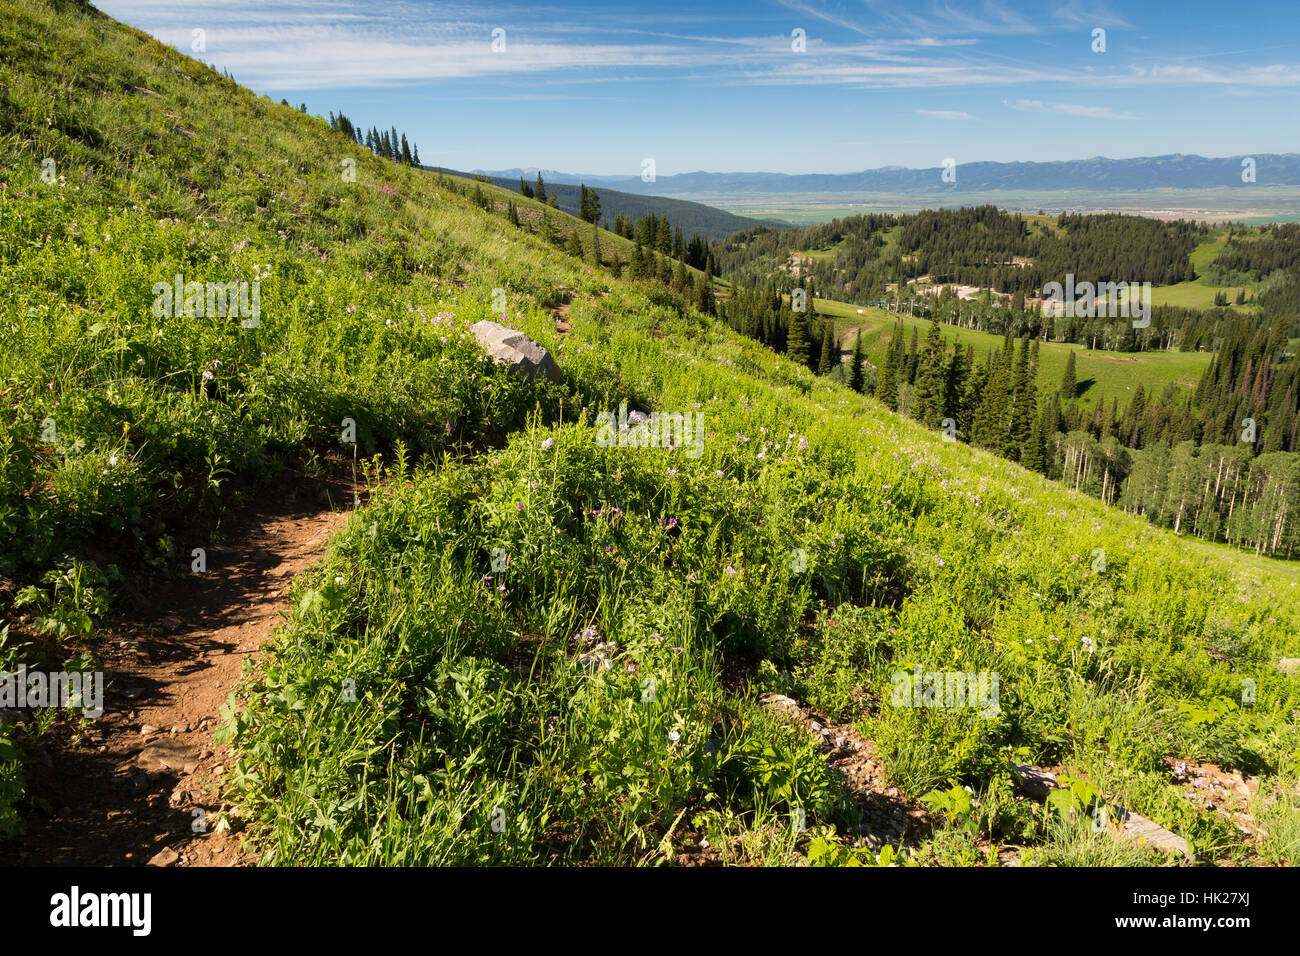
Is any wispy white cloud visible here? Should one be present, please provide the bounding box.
[1050,2,1132,28]
[917,108,975,119]
[95,0,1300,96]
[1004,97,1135,119]
[1134,63,1300,87]
[858,0,1040,36]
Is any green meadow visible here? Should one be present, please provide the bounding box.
[812,298,1213,413]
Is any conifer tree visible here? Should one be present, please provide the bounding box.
[673,258,689,294]
[1023,410,1047,474]
[849,334,865,393]
[817,324,836,375]
[786,308,810,368]
[695,273,715,315]
[905,326,920,383]
[578,185,601,224]
[1124,384,1147,447]
[912,320,946,427]
[972,357,1012,451]
[655,216,672,254]
[1102,397,1118,440]
[875,324,902,411]
[943,340,969,431]
[1006,339,1034,458]
[1061,351,1078,400]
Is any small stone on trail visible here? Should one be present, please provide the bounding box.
[148,847,179,867]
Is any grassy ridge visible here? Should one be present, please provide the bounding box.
[2,0,1298,866]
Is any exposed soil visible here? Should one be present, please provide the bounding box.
[9,477,350,867]
[1167,756,1260,839]
[552,302,571,335]
[756,693,929,849]
[673,694,929,867]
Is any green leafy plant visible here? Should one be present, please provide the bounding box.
[807,834,915,867]
[12,559,110,640]
[921,783,978,834]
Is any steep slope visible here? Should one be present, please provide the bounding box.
[1,0,1298,867]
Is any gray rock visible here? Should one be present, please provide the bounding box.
[1113,806,1194,860]
[757,693,804,721]
[148,847,179,867]
[1010,762,1060,802]
[1012,761,1195,861]
[471,321,561,382]
[136,739,195,773]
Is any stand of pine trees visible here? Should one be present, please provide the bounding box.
[712,208,1300,353]
[868,317,1300,556]
[328,110,421,166]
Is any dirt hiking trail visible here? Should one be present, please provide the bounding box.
[11,480,349,867]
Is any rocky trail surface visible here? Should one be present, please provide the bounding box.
[11,481,348,867]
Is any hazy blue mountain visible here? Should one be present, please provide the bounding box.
[476,154,1300,198]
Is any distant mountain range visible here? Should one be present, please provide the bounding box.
[475,154,1300,198]
[432,168,779,239]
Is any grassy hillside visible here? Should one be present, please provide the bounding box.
[2,0,1298,867]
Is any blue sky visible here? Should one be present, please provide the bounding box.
[97,0,1300,176]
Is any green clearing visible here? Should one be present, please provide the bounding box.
[811,298,1212,413]
[1,0,1297,868]
[1146,231,1258,311]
